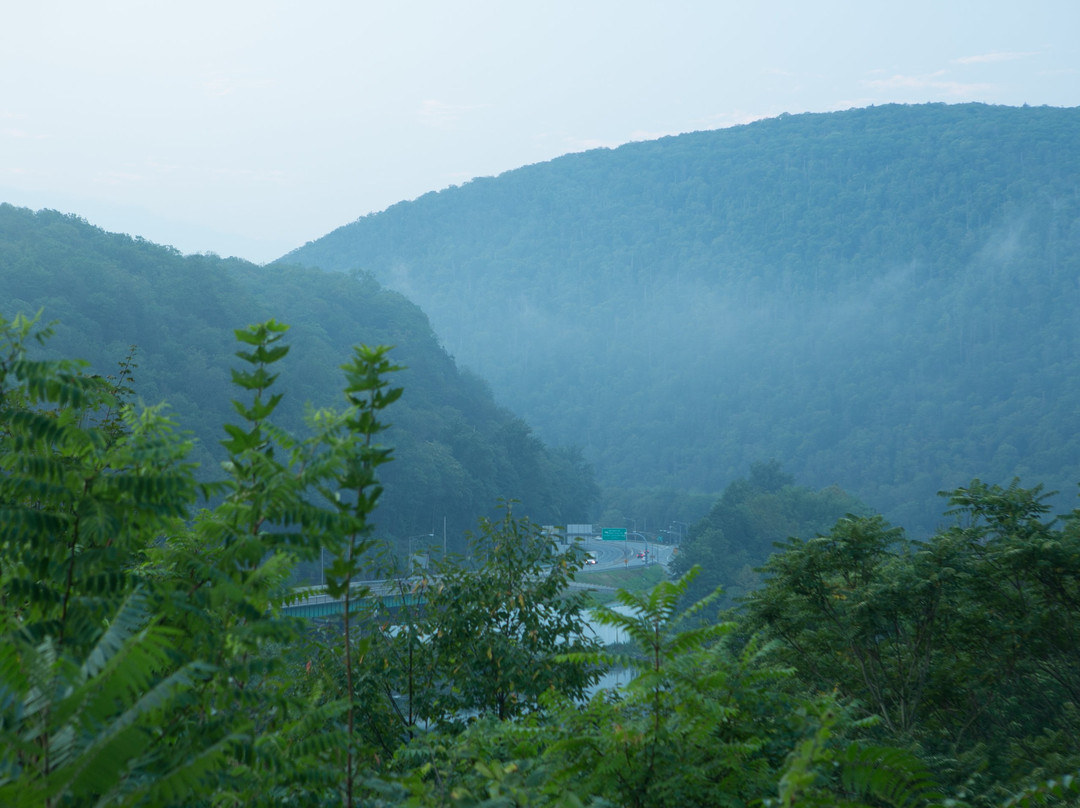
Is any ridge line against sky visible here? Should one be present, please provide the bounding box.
[2,0,1078,264]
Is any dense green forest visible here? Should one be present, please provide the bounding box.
[671,460,871,605]
[281,102,1080,537]
[0,204,597,555]
[3,315,1079,807]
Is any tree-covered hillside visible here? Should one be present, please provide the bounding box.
[280,103,1080,535]
[0,204,597,549]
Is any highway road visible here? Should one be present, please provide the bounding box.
[286,537,676,617]
[573,537,675,572]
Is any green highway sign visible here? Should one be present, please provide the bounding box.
[601,528,628,541]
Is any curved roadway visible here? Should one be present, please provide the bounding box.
[574,537,675,572]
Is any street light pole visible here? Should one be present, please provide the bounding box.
[672,521,688,545]
[407,533,436,569]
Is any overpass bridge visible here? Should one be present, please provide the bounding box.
[283,579,425,619]
[282,577,618,620]
[282,536,671,619]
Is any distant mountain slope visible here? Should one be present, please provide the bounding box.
[278,103,1080,535]
[0,204,597,546]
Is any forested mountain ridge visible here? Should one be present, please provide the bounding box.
[279,103,1080,535]
[0,203,597,549]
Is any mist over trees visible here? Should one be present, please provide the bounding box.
[280,102,1080,536]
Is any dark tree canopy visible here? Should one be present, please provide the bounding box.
[671,461,869,604]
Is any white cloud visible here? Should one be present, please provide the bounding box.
[862,71,993,97]
[3,130,50,140]
[1,112,48,140]
[954,51,1039,65]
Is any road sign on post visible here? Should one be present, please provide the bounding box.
[601,528,628,541]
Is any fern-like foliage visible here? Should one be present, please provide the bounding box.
[1,312,403,807]
[546,569,788,806]
[767,703,944,808]
[0,589,221,807]
[579,565,730,680]
[1001,772,1080,808]
[0,311,218,805]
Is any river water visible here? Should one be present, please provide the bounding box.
[582,603,641,694]
[582,603,639,645]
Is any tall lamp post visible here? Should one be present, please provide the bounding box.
[671,521,688,545]
[407,533,436,570]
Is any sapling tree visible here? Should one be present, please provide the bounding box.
[0,313,404,807]
[421,504,602,723]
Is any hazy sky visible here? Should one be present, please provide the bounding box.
[2,1,1077,263]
